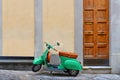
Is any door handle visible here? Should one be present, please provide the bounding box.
[88,32,92,34]
[101,32,104,34]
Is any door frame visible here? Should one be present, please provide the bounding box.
[83,0,109,59]
[74,0,110,66]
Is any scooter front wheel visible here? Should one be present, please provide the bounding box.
[68,70,79,76]
[32,64,42,72]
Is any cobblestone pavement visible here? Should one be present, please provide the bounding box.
[0,70,120,80]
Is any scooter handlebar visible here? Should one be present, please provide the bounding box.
[44,42,58,51]
[54,48,58,52]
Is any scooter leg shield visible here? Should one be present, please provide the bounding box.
[33,57,44,65]
[64,60,82,70]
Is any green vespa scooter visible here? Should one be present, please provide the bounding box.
[32,42,82,76]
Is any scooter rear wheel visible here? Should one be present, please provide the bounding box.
[68,70,79,76]
[32,64,42,72]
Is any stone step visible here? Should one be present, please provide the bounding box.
[82,66,111,74]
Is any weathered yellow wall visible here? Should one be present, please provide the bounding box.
[43,0,75,52]
[2,0,34,56]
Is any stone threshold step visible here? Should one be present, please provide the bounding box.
[83,66,111,70]
[82,66,111,74]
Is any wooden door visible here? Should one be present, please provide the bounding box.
[83,0,109,59]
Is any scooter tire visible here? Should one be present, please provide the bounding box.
[32,64,42,72]
[68,70,79,76]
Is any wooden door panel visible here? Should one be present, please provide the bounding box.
[84,34,94,43]
[84,0,94,9]
[97,43,107,47]
[84,11,94,21]
[97,43,108,58]
[97,34,107,43]
[97,47,107,58]
[96,0,107,9]
[84,47,94,58]
[97,22,107,32]
[84,22,94,31]
[84,0,109,59]
[97,11,107,20]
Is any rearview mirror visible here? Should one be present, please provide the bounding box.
[57,42,60,46]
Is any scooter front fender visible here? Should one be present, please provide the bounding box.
[33,57,44,65]
[64,59,82,70]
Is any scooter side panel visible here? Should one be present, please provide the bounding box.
[64,60,83,70]
[33,57,44,65]
[58,64,65,70]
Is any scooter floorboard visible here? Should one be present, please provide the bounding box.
[43,66,64,72]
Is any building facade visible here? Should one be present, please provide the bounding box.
[0,0,120,73]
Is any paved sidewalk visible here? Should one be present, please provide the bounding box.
[0,70,120,80]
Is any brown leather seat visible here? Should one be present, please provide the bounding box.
[59,51,78,59]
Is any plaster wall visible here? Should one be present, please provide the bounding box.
[110,0,120,73]
[2,0,35,56]
[43,0,75,52]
